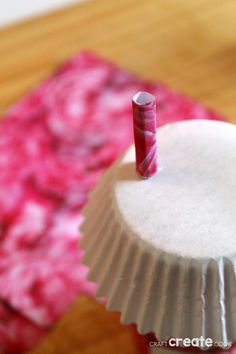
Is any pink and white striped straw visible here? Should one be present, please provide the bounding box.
[132,92,158,178]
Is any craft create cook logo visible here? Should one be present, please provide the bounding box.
[149,337,232,350]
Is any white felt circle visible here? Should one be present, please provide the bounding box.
[114,120,236,258]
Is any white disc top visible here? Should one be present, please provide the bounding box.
[114,119,236,258]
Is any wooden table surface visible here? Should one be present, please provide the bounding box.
[0,0,236,122]
[0,1,236,353]
[29,296,147,354]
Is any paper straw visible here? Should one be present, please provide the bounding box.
[132,91,158,178]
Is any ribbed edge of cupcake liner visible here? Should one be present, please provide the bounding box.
[80,165,236,346]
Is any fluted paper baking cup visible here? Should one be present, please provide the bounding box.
[80,120,236,346]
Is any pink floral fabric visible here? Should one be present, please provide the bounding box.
[0,52,224,353]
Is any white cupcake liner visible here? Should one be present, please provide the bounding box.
[80,163,236,346]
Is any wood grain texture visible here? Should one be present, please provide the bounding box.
[28,296,146,354]
[0,0,235,122]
